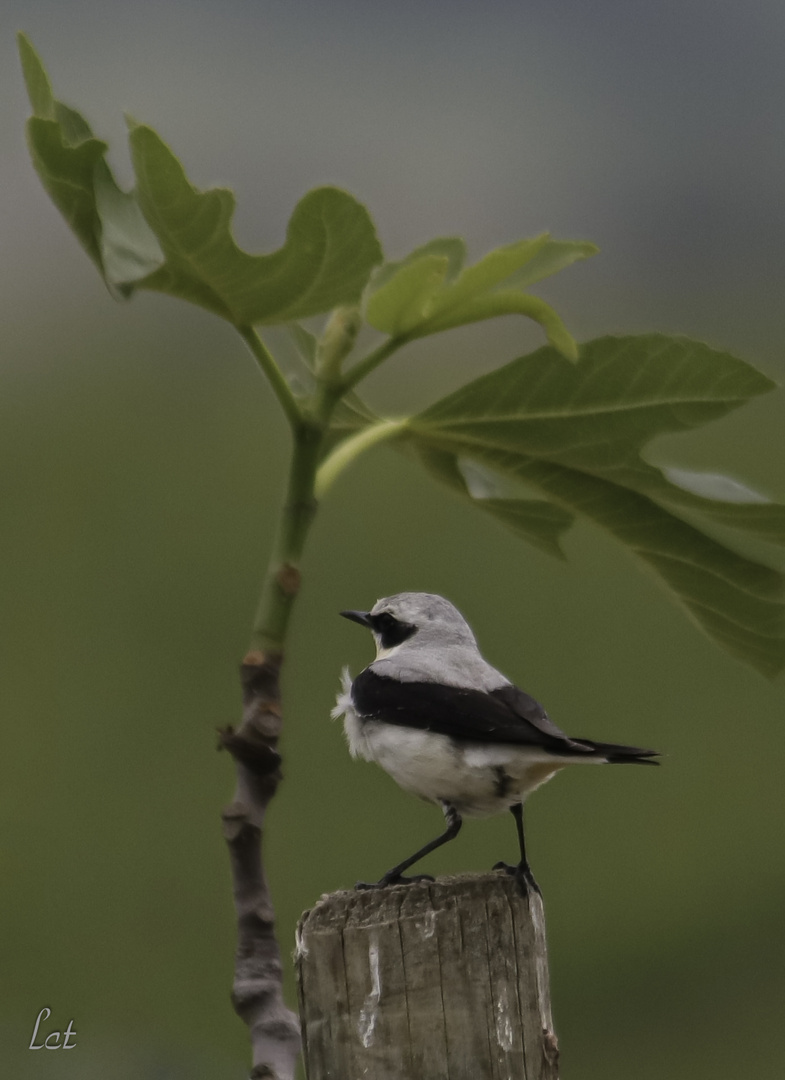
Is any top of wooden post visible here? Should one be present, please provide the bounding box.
[296,872,559,1080]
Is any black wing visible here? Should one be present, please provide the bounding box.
[351,669,591,753]
[494,686,658,761]
[490,683,588,747]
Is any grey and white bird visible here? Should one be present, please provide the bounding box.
[333,591,658,891]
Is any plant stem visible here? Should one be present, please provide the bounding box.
[340,335,407,392]
[238,325,303,430]
[315,418,408,498]
[223,326,333,1080]
[249,418,323,654]
[248,309,388,653]
[225,318,409,1076]
[220,658,301,1080]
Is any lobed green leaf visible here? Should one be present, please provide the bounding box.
[408,334,785,674]
[128,124,382,324]
[430,235,551,307]
[365,254,450,336]
[477,498,575,559]
[19,34,164,293]
[19,35,383,325]
[368,237,466,294]
[645,467,785,544]
[414,447,575,559]
[365,232,593,361]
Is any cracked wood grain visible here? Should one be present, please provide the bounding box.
[296,873,559,1080]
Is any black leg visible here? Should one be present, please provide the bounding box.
[493,802,541,896]
[356,802,462,889]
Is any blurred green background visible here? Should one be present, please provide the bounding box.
[2,2,784,1078]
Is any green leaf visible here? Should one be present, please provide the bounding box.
[363,237,466,335]
[429,235,550,306]
[18,31,55,117]
[19,36,382,324]
[408,334,785,675]
[19,34,165,292]
[418,288,578,360]
[511,458,785,677]
[500,238,598,290]
[368,237,467,294]
[414,334,775,468]
[619,463,785,545]
[660,468,769,504]
[128,123,383,325]
[365,254,450,335]
[477,498,575,559]
[93,168,168,297]
[364,232,584,361]
[414,447,574,559]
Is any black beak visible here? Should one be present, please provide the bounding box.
[340,609,373,628]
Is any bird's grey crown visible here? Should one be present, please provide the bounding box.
[368,592,510,692]
[370,593,477,647]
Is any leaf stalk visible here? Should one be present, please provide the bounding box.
[315,418,409,498]
[341,335,407,392]
[238,325,304,429]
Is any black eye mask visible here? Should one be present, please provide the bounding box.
[370,612,417,650]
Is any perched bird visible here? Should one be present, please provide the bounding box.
[333,592,658,892]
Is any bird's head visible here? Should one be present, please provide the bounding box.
[340,592,477,658]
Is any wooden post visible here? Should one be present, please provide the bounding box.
[295,873,559,1080]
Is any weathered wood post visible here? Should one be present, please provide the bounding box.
[295,872,559,1080]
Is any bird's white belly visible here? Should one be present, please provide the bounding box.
[344,710,591,817]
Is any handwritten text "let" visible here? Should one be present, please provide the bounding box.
[29,1008,76,1050]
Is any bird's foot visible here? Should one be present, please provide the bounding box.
[493,860,542,897]
[354,872,435,891]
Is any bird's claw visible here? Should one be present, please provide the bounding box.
[354,872,435,890]
[493,860,542,897]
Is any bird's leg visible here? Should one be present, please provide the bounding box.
[356,802,462,889]
[493,802,541,896]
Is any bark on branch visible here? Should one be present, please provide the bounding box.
[219,652,302,1080]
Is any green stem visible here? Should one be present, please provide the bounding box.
[340,336,407,392]
[249,419,323,655]
[238,325,303,430]
[245,321,405,657]
[315,418,408,498]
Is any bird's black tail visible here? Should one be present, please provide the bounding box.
[574,739,660,765]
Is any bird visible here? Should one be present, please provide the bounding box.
[333,591,658,893]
